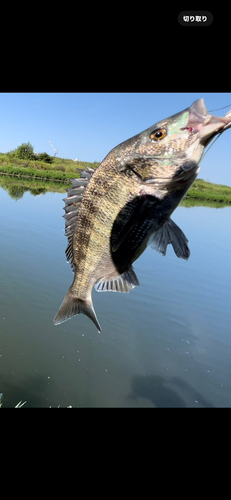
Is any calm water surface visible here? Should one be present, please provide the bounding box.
[0,185,231,407]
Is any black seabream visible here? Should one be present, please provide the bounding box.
[54,99,231,332]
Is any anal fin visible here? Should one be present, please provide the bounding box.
[95,267,140,293]
[149,218,190,260]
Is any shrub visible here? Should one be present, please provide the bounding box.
[37,152,53,164]
[13,142,37,161]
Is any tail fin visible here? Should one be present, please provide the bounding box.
[53,290,102,333]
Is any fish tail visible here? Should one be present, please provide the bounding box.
[53,290,102,333]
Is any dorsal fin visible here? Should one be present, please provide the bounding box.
[63,168,95,271]
[76,167,95,179]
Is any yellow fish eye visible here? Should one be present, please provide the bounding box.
[150,128,167,141]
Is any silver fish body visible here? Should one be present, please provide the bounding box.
[54,98,231,332]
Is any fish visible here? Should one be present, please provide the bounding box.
[53,98,231,332]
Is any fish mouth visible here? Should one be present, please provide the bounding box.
[187,98,231,147]
[138,99,231,187]
[145,163,200,187]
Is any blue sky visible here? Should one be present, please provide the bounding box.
[1,92,231,185]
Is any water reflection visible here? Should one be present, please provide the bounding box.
[6,184,29,200]
[1,375,49,408]
[0,175,68,201]
[129,375,214,407]
[0,174,230,208]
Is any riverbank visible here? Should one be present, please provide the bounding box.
[183,179,231,206]
[0,153,231,205]
[0,152,99,182]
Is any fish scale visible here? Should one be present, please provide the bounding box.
[54,98,231,332]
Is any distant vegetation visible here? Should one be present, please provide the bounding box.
[182,179,231,206]
[0,142,231,205]
[0,142,99,182]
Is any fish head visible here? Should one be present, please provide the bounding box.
[114,98,231,187]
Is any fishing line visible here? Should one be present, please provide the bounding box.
[208,104,231,112]
[199,132,222,165]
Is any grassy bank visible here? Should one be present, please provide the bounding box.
[0,153,231,205]
[0,152,99,182]
[0,164,72,182]
[182,179,231,206]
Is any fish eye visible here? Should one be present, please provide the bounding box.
[150,128,167,141]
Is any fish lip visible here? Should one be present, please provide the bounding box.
[188,98,231,146]
[221,109,231,131]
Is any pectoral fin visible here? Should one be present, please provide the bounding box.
[149,218,190,260]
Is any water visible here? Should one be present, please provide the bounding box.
[0,184,231,407]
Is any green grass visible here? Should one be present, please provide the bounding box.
[0,164,72,182]
[0,153,100,182]
[182,179,231,206]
